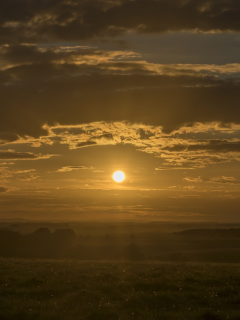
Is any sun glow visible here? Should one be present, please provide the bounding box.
[113,171,125,183]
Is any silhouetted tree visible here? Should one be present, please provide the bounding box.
[33,227,51,237]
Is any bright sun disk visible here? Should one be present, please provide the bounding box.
[113,171,125,182]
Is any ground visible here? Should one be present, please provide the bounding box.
[1,258,240,320]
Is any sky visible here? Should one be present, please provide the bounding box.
[1,0,240,222]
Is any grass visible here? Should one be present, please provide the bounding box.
[1,258,240,319]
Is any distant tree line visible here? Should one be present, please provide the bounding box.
[0,228,145,260]
[174,228,240,238]
[0,228,76,258]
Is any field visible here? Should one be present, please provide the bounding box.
[1,258,240,320]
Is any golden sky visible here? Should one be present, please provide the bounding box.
[1,0,240,221]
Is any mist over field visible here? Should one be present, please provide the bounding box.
[2,220,240,319]
[2,220,240,262]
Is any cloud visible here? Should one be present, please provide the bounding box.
[2,44,240,78]
[163,140,240,153]
[0,150,57,160]
[41,122,240,169]
[0,187,7,192]
[16,170,40,181]
[0,168,40,182]
[0,45,240,171]
[1,44,240,140]
[0,162,14,165]
[184,186,196,190]
[0,151,37,160]
[1,61,240,139]
[208,176,240,184]
[0,132,19,145]
[56,166,95,172]
[1,0,240,44]
[183,176,203,183]
[0,44,140,71]
[76,141,97,148]
[183,175,240,184]
[156,167,194,170]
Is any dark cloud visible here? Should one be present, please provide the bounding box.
[1,0,240,44]
[0,132,19,145]
[76,141,97,148]
[0,151,54,160]
[0,44,109,66]
[0,151,37,160]
[162,145,188,152]
[188,141,240,152]
[0,44,240,140]
[1,67,239,137]
[164,140,240,153]
[139,129,155,140]
[95,134,113,140]
[0,187,8,193]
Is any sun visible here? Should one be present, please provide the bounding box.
[113,171,125,183]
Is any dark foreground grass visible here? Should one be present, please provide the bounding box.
[1,258,240,320]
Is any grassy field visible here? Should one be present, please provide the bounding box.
[1,258,240,320]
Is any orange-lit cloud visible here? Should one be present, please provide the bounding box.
[36,122,240,169]
[56,166,95,172]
